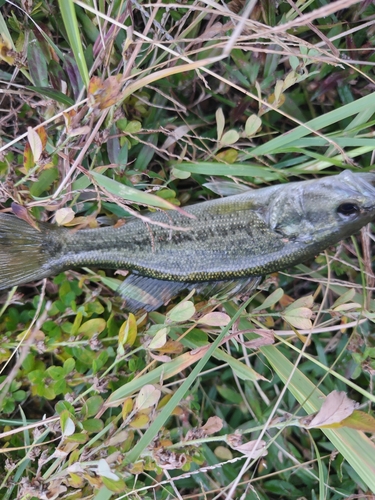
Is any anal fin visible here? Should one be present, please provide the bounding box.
[117,274,261,313]
[117,275,191,313]
[194,276,261,301]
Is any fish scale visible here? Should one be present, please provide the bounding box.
[0,170,375,312]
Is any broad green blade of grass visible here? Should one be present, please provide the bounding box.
[287,145,375,172]
[173,162,282,179]
[58,0,89,88]
[25,86,75,106]
[277,137,375,148]
[244,93,375,159]
[90,171,191,211]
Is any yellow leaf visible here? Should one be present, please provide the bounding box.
[77,318,106,338]
[0,34,15,65]
[68,473,85,488]
[282,307,313,330]
[88,75,123,109]
[118,313,137,348]
[216,108,225,140]
[129,413,150,429]
[339,410,375,433]
[220,129,239,146]
[55,208,75,226]
[149,327,168,350]
[245,114,262,137]
[122,398,134,420]
[23,142,35,171]
[157,393,173,410]
[215,148,238,163]
[27,126,43,163]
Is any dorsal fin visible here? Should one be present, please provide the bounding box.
[117,274,260,313]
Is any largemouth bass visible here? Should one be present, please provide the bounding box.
[0,170,374,312]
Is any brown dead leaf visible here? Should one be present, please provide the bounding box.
[11,203,40,231]
[185,416,223,442]
[153,449,187,470]
[88,75,123,109]
[242,329,275,349]
[199,312,231,326]
[227,432,267,458]
[301,390,359,429]
[201,416,224,435]
[155,339,184,355]
[149,352,172,362]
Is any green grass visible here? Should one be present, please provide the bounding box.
[1,0,375,498]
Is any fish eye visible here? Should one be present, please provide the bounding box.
[337,202,360,217]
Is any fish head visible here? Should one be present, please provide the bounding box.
[267,170,375,244]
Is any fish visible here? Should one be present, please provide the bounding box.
[0,169,374,312]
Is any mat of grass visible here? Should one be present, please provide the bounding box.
[1,0,375,498]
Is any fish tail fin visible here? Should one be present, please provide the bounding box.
[0,214,54,290]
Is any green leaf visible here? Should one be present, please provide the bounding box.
[77,318,106,338]
[63,358,75,375]
[26,86,74,106]
[90,171,186,211]
[13,390,26,402]
[66,433,89,443]
[245,114,262,137]
[216,108,225,140]
[47,366,65,380]
[167,301,195,323]
[220,129,239,146]
[102,476,126,493]
[58,0,89,88]
[55,401,75,415]
[173,162,280,179]
[245,93,375,159]
[82,396,103,418]
[253,288,284,311]
[60,410,75,436]
[27,35,49,87]
[82,418,104,433]
[217,385,243,404]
